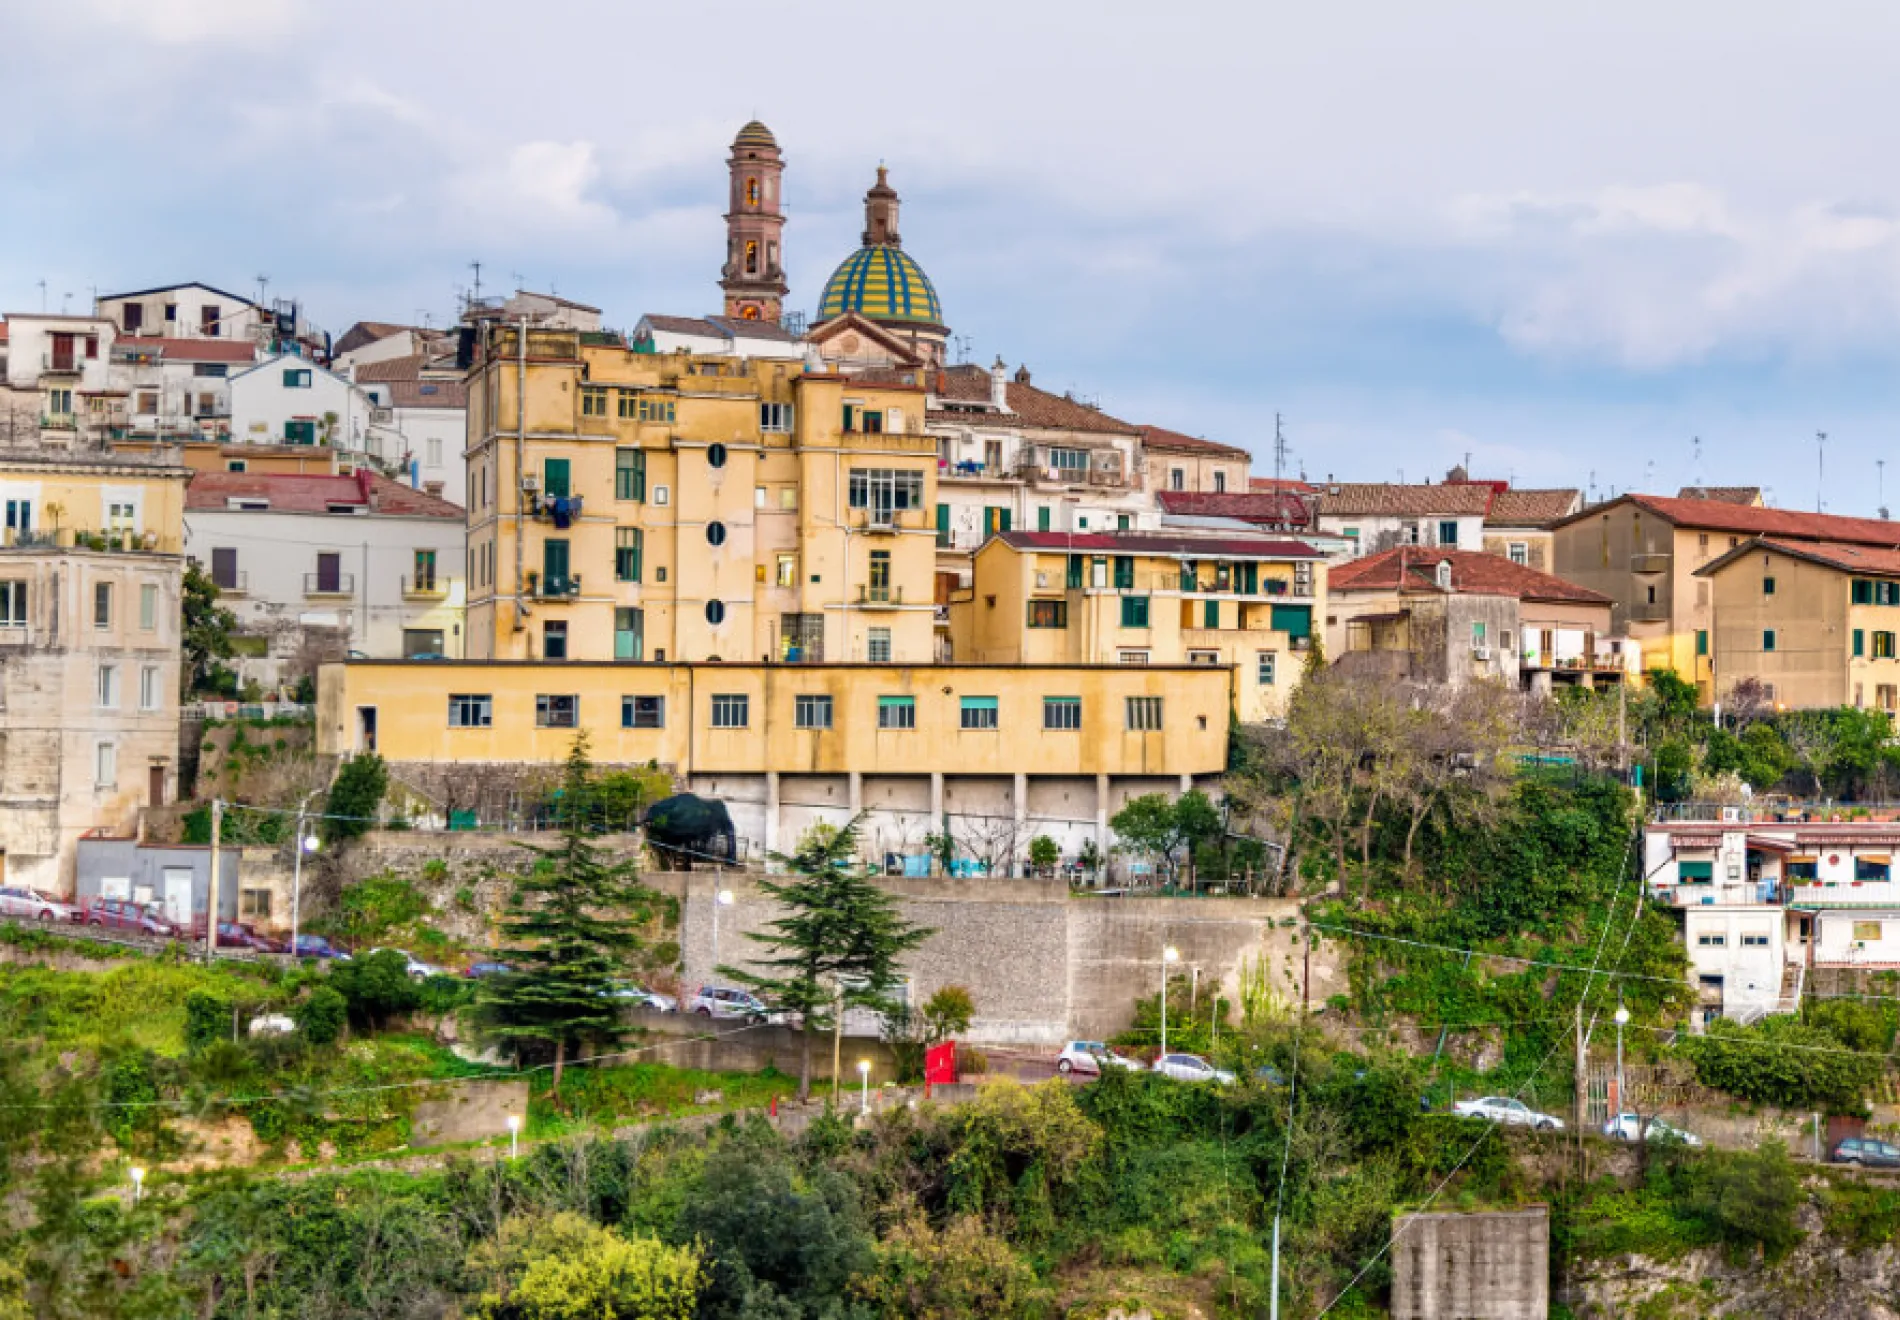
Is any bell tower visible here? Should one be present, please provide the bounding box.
[719,121,788,323]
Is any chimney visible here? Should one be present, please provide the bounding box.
[1014,364,1031,386]
[990,356,1009,412]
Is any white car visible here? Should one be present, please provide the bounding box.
[1604,1113,1701,1147]
[1152,1053,1236,1085]
[368,948,444,980]
[609,982,678,1012]
[1453,1096,1565,1131]
[688,986,779,1022]
[0,886,81,922]
[1055,1040,1144,1077]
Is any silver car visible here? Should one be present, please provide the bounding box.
[1604,1113,1701,1146]
[688,986,776,1022]
[1152,1053,1236,1084]
[0,886,81,922]
[1453,1096,1565,1131]
[609,982,678,1012]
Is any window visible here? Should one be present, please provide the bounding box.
[760,403,794,432]
[95,742,116,788]
[1170,468,1185,491]
[448,694,493,728]
[1857,857,1891,882]
[1740,933,1770,947]
[794,695,834,729]
[707,442,728,468]
[139,582,157,630]
[1118,650,1150,665]
[960,696,999,730]
[1472,621,1488,647]
[139,665,160,710]
[616,528,643,582]
[1113,556,1135,589]
[622,695,664,729]
[866,549,891,600]
[1043,697,1082,730]
[282,368,312,388]
[93,581,112,628]
[1214,470,1227,493]
[1120,595,1150,628]
[1508,542,1529,566]
[122,303,143,331]
[543,620,567,659]
[1763,576,1776,596]
[1126,697,1164,730]
[413,549,437,591]
[541,539,570,592]
[705,599,726,626]
[1257,652,1277,685]
[1879,632,1898,660]
[867,627,892,663]
[637,397,677,423]
[877,696,915,730]
[1204,599,1220,629]
[240,887,271,919]
[710,694,749,728]
[543,458,571,498]
[1696,629,1709,657]
[426,437,443,467]
[1696,933,1727,947]
[615,448,646,501]
[1049,446,1089,474]
[1854,921,1884,942]
[581,386,608,417]
[774,554,797,588]
[615,607,644,660]
[1037,506,1051,532]
[846,468,924,514]
[535,695,578,728]
[97,664,118,708]
[1763,630,1776,653]
[1438,520,1458,546]
[0,581,26,627]
[1786,860,1819,882]
[1026,599,1068,628]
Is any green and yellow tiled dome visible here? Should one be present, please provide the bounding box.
[816,245,944,328]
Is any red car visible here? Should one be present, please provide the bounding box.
[193,920,286,952]
[84,899,179,937]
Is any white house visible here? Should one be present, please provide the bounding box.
[352,355,469,506]
[94,283,265,344]
[1313,481,1496,560]
[0,313,118,445]
[631,314,806,360]
[229,353,374,456]
[185,469,466,663]
[108,336,259,443]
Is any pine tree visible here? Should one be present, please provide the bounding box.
[479,736,655,1094]
[723,816,931,1102]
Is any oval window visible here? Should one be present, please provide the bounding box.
[707,442,728,468]
[707,521,727,547]
[706,600,726,625]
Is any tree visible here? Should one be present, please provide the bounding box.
[881,985,975,1083]
[1026,835,1060,876]
[181,560,238,697]
[323,752,388,843]
[1109,791,1220,888]
[1781,711,1842,798]
[471,1213,702,1320]
[723,816,930,1101]
[328,949,423,1030]
[479,737,658,1094]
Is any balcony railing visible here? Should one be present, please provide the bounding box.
[848,507,930,533]
[41,355,84,374]
[1630,553,1671,574]
[855,584,904,606]
[529,493,584,523]
[532,573,582,599]
[304,572,356,596]
[211,572,249,595]
[41,414,78,431]
[1628,602,1670,623]
[402,576,449,599]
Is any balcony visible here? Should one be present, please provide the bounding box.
[531,572,582,599]
[0,529,59,550]
[529,492,584,524]
[402,576,449,600]
[1630,553,1671,574]
[211,572,249,596]
[847,507,929,533]
[41,413,78,431]
[1628,601,1670,623]
[855,584,905,607]
[303,572,356,597]
[831,428,936,455]
[41,355,84,375]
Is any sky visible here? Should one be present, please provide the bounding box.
[7,0,1900,510]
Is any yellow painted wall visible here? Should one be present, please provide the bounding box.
[1705,549,1855,709]
[0,457,188,553]
[1553,505,1728,691]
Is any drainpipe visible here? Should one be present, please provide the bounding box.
[512,318,529,644]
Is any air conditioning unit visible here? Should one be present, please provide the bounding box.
[1721,807,1742,823]
[520,474,540,492]
[1473,645,1492,660]
[1035,571,1050,588]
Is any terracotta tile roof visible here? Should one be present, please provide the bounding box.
[115,336,258,363]
[0,322,9,343]
[1316,483,1496,517]
[186,469,464,518]
[350,355,468,408]
[351,354,428,381]
[641,314,725,336]
[1137,424,1250,459]
[1157,490,1312,527]
[1677,485,1763,505]
[1486,488,1581,526]
[1559,493,1900,547]
[1697,537,1900,579]
[1250,476,1315,494]
[333,321,415,357]
[1329,547,1611,604]
[928,364,1141,435]
[996,530,1324,559]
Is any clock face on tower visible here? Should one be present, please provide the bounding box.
[739,305,761,320]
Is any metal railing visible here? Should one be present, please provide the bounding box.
[402,575,448,599]
[41,354,84,373]
[532,573,582,599]
[855,584,904,605]
[303,572,356,596]
[211,572,249,594]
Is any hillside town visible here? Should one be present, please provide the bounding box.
[9,116,1900,1320]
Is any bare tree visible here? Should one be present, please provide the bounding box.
[1722,676,1774,731]
[1782,711,1841,798]
[1395,680,1515,883]
[952,813,1023,879]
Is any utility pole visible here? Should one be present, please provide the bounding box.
[204,799,223,964]
[1573,999,1587,1161]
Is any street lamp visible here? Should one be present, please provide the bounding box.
[710,888,735,979]
[128,1165,145,1206]
[1160,946,1181,1060]
[857,1058,871,1115]
[1613,999,1631,1126]
[291,827,319,958]
[505,1113,521,1160]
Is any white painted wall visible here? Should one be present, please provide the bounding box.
[1316,512,1486,558]
[95,285,262,342]
[229,355,372,455]
[2,315,115,394]
[1814,911,1900,965]
[1682,907,1785,1010]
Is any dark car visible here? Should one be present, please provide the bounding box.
[464,961,512,979]
[290,934,351,961]
[83,899,179,937]
[223,922,286,953]
[1832,1138,1900,1167]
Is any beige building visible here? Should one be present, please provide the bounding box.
[1137,425,1252,496]
[1696,538,1900,711]
[0,450,188,890]
[1480,488,1581,572]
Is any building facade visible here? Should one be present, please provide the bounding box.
[1136,426,1252,496]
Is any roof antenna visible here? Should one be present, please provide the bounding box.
[1817,430,1827,513]
[1691,435,1702,489]
[36,278,47,312]
[468,260,483,310]
[1880,459,1889,521]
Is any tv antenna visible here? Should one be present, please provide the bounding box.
[256,273,271,307]
[1817,430,1827,512]
[468,260,483,308]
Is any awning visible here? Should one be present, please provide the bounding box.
[1857,855,1891,865]
[1677,861,1715,880]
[1744,835,1797,853]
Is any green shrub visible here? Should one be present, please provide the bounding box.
[328,950,422,1030]
[296,986,347,1045]
[185,990,231,1052]
[324,753,388,843]
[1680,1018,1878,1114]
[418,974,474,1015]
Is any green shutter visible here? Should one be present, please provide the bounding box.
[1037,506,1051,532]
[1271,604,1313,639]
[1121,596,1149,628]
[1854,579,1873,605]
[936,503,950,546]
[1114,556,1134,589]
[1240,562,1258,594]
[1180,560,1196,592]
[544,458,571,498]
[1204,599,1220,629]
[1855,629,1866,658]
[998,507,1011,533]
[1678,861,1715,880]
[1696,630,1709,657]
[1066,554,1083,588]
[542,539,570,588]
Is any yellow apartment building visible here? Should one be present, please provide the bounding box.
[1697,537,1900,712]
[948,531,1325,722]
[0,450,188,890]
[318,658,1232,873]
[463,325,938,666]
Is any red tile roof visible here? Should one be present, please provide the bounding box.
[1676,485,1763,506]
[1157,490,1312,527]
[1329,547,1610,604]
[996,530,1324,559]
[1316,483,1495,517]
[1250,476,1316,494]
[928,364,1142,435]
[1560,493,1900,548]
[0,322,9,343]
[1697,537,1900,579]
[1137,424,1250,459]
[351,354,469,408]
[115,336,258,363]
[186,469,463,518]
[1486,488,1581,526]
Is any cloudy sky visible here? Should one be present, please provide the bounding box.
[8,0,1900,509]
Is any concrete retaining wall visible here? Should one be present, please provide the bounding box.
[1390,1206,1549,1320]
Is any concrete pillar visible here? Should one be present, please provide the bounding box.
[1096,774,1112,885]
[1179,773,1193,795]
[848,770,863,814]
[764,771,781,856]
[929,771,944,821]
[1012,771,1028,877]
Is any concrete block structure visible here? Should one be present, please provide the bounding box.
[1390,1207,1549,1320]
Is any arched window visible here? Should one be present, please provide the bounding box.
[1435,561,1453,590]
[745,240,758,273]
[746,177,759,206]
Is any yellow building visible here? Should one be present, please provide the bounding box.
[949,531,1324,722]
[464,325,939,666]
[0,449,189,890]
[1698,537,1900,712]
[318,659,1231,867]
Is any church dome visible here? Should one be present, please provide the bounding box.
[732,120,778,151]
[817,245,943,328]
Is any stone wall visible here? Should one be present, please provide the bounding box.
[1390,1206,1549,1320]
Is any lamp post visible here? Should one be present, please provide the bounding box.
[291,812,320,959]
[505,1114,521,1161]
[129,1165,145,1206]
[857,1058,871,1115]
[1613,999,1631,1126]
[710,887,735,980]
[1160,946,1181,1060]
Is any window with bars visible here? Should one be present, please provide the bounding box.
[449,694,493,728]
[1257,652,1277,685]
[1043,697,1081,730]
[794,695,834,729]
[1125,697,1164,731]
[710,694,749,728]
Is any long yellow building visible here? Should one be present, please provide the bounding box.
[465,325,938,666]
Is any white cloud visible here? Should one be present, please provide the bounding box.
[447,140,622,241]
[74,0,304,45]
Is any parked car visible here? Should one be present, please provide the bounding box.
[290,934,352,961]
[464,961,512,979]
[1453,1096,1565,1131]
[1055,1040,1144,1076]
[83,899,179,937]
[1152,1053,1236,1084]
[1831,1138,1900,1167]
[608,982,678,1012]
[688,986,777,1022]
[1604,1113,1702,1147]
[1253,1065,1289,1087]
[368,948,445,979]
[0,886,82,922]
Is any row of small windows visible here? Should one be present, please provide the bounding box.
[0,580,162,631]
[577,392,794,435]
[1852,579,1900,605]
[445,693,1171,733]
